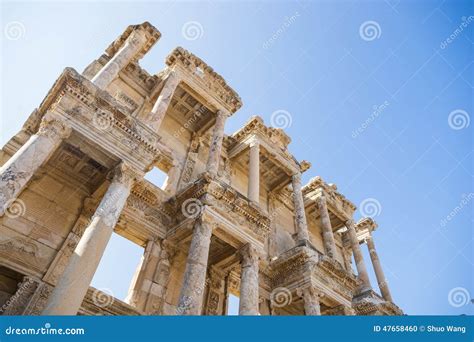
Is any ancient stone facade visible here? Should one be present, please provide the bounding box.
[0,22,402,316]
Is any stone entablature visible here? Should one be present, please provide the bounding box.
[269,246,358,309]
[165,47,242,114]
[171,173,271,245]
[303,176,357,223]
[37,68,163,172]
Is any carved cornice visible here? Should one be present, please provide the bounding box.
[231,116,291,149]
[36,67,163,172]
[303,176,357,219]
[353,290,403,316]
[165,47,242,113]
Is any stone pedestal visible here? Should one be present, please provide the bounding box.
[0,113,71,216]
[239,244,260,315]
[146,71,180,131]
[346,219,371,292]
[366,235,393,302]
[91,31,147,89]
[247,142,260,203]
[42,163,139,315]
[206,110,229,176]
[316,196,337,259]
[292,173,310,244]
[177,219,213,315]
[297,286,321,316]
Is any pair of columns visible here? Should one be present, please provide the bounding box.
[176,219,260,315]
[365,233,393,302]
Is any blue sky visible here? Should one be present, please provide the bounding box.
[1,0,472,315]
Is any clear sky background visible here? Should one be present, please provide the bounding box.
[1,0,472,315]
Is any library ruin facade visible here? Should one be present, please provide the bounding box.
[0,22,403,316]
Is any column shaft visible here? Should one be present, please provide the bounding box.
[346,220,371,291]
[239,245,259,315]
[42,164,137,315]
[206,110,228,176]
[316,196,337,258]
[146,71,180,131]
[366,236,393,302]
[247,143,260,203]
[91,32,147,89]
[0,114,71,216]
[177,219,213,315]
[298,287,321,316]
[292,173,310,243]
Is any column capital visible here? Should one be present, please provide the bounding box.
[109,162,143,186]
[296,286,323,299]
[38,113,72,140]
[239,244,259,268]
[345,218,356,227]
[216,109,231,119]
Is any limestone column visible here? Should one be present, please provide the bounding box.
[239,244,260,315]
[177,219,213,315]
[247,142,260,203]
[91,31,147,89]
[345,219,371,292]
[292,173,310,244]
[42,163,139,315]
[366,235,393,302]
[206,110,229,176]
[0,113,71,216]
[297,287,321,316]
[316,196,337,259]
[146,71,181,131]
